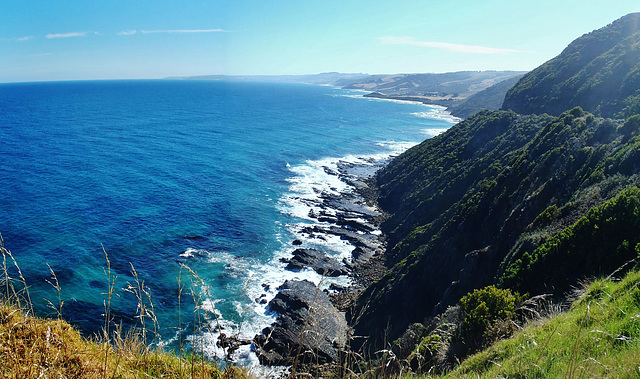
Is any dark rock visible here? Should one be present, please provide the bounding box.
[323,166,339,176]
[292,239,303,246]
[283,248,348,277]
[255,294,267,304]
[317,216,337,223]
[217,332,252,360]
[253,280,348,366]
[329,283,348,292]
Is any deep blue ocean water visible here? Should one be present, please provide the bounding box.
[0,80,453,363]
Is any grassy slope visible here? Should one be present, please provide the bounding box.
[0,300,248,378]
[0,237,252,378]
[435,268,640,378]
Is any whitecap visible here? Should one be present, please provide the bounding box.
[421,128,451,137]
[180,248,210,258]
[412,109,461,123]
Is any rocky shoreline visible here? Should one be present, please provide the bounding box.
[251,158,389,368]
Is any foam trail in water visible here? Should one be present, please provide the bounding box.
[412,108,462,124]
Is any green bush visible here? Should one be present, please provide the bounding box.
[459,285,520,337]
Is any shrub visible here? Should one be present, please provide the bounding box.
[459,285,520,338]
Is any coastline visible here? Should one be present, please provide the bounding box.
[359,92,463,124]
[175,83,456,373]
[245,88,458,372]
[250,153,394,370]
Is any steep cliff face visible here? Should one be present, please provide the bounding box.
[502,13,640,118]
[354,13,640,349]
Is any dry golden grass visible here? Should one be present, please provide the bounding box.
[0,235,253,379]
[0,300,254,378]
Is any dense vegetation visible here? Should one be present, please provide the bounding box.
[442,268,640,378]
[500,186,640,294]
[352,12,640,375]
[502,12,640,118]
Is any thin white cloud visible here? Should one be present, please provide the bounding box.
[46,32,87,39]
[378,36,528,54]
[118,30,138,36]
[139,28,227,34]
[17,36,34,42]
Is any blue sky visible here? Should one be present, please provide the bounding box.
[1,0,639,82]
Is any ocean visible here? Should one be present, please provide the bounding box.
[0,79,454,365]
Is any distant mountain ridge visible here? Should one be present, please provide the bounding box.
[344,71,524,99]
[166,72,372,86]
[503,12,640,118]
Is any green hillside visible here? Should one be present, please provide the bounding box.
[352,13,640,374]
[502,12,640,118]
[441,267,640,378]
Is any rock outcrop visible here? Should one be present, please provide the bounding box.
[253,280,348,366]
[281,248,348,277]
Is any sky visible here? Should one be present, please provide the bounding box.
[1,0,639,83]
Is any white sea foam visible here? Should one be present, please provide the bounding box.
[332,93,370,100]
[375,140,420,153]
[207,251,235,264]
[421,128,451,137]
[334,88,461,125]
[276,150,393,273]
[180,249,196,258]
[412,109,461,124]
[191,129,429,370]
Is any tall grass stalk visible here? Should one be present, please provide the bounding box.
[0,236,247,378]
[0,236,32,314]
[124,262,160,371]
[177,264,185,378]
[44,263,63,319]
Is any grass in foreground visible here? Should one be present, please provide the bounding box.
[0,236,252,379]
[0,300,251,378]
[430,269,640,378]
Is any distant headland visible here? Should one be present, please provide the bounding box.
[167,70,526,119]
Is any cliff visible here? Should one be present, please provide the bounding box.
[354,12,640,354]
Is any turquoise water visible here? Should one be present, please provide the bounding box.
[0,79,453,362]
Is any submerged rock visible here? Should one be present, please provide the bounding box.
[282,248,348,277]
[253,280,348,366]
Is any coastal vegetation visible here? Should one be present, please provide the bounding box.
[441,267,640,378]
[3,10,640,379]
[446,75,524,119]
[350,10,640,376]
